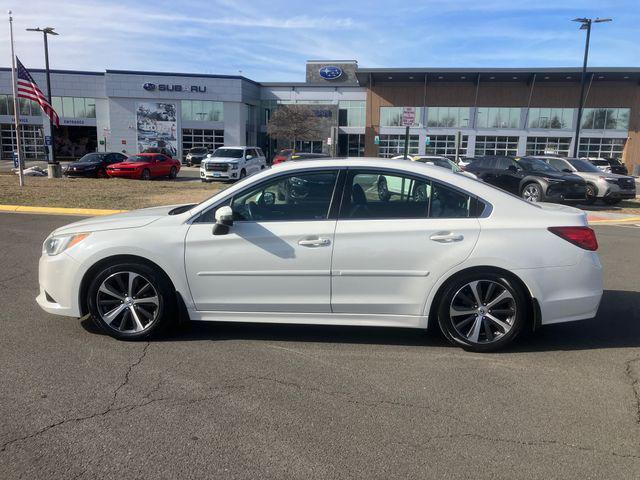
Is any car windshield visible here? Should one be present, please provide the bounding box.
[78,153,106,163]
[212,148,243,158]
[190,147,208,154]
[127,155,152,162]
[518,157,558,172]
[567,159,602,173]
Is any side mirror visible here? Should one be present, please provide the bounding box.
[246,154,253,160]
[213,205,233,236]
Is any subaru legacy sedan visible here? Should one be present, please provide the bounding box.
[37,158,602,352]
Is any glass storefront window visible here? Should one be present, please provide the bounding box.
[581,108,630,131]
[474,136,519,156]
[476,107,521,129]
[181,100,224,122]
[528,108,573,129]
[380,107,422,127]
[378,134,420,157]
[525,137,572,156]
[51,96,96,118]
[426,107,471,128]
[181,128,224,159]
[425,135,469,156]
[578,137,626,159]
[1,123,46,159]
[338,100,366,127]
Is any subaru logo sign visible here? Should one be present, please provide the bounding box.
[319,65,342,80]
[143,83,156,91]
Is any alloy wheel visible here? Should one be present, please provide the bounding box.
[522,184,541,203]
[96,271,160,333]
[448,280,516,344]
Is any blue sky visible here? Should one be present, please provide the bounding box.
[2,0,639,81]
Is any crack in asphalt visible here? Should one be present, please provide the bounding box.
[625,356,640,424]
[0,270,29,287]
[400,432,640,461]
[247,374,472,427]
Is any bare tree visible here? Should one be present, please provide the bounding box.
[266,104,321,149]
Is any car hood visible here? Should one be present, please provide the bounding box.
[53,204,184,235]
[108,161,146,168]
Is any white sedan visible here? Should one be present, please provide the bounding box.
[37,158,603,351]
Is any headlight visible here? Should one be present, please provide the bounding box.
[43,233,90,256]
[604,177,618,184]
[229,163,238,170]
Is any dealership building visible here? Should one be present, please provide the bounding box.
[0,60,639,170]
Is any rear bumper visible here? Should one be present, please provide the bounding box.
[515,252,603,325]
[544,186,587,202]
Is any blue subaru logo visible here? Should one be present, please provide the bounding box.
[319,65,342,80]
[143,83,156,91]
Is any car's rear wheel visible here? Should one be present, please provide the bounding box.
[87,262,176,340]
[141,169,151,180]
[96,168,107,178]
[521,183,542,203]
[437,271,528,352]
[169,166,177,179]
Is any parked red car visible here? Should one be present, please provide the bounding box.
[106,153,180,180]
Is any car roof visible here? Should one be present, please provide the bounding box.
[217,146,259,150]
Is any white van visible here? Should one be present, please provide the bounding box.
[200,146,267,182]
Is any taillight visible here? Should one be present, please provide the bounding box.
[272,156,285,165]
[548,226,598,251]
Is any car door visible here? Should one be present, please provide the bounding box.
[184,169,341,312]
[331,169,481,317]
[495,158,523,194]
[154,155,170,176]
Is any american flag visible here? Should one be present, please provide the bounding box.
[16,57,59,127]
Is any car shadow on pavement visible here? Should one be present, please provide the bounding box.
[81,290,640,351]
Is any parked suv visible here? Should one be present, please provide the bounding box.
[184,147,211,166]
[585,157,629,175]
[465,156,586,203]
[534,156,636,205]
[200,147,267,182]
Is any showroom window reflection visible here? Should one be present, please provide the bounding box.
[580,108,629,131]
[181,100,223,122]
[51,96,96,118]
[380,107,423,127]
[476,107,521,129]
[426,107,470,128]
[338,100,365,127]
[528,108,574,129]
[0,94,42,116]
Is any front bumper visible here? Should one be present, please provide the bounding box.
[107,170,141,179]
[544,186,587,202]
[200,169,239,181]
[36,251,82,317]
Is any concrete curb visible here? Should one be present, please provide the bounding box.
[588,216,640,224]
[0,205,127,216]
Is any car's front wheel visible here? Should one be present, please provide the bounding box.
[521,183,542,203]
[169,166,177,179]
[87,262,176,340]
[437,271,528,352]
[141,169,151,181]
[584,184,597,205]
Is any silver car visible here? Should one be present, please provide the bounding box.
[533,156,636,205]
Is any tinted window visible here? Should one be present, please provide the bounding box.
[155,155,166,162]
[128,155,152,162]
[341,172,430,219]
[190,147,208,154]
[430,182,473,218]
[213,148,243,158]
[79,153,106,163]
[517,157,557,172]
[494,157,515,170]
[470,157,494,168]
[231,171,338,221]
[547,158,569,171]
[567,159,601,172]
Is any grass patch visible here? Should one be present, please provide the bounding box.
[0,175,228,210]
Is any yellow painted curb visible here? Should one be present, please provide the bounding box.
[0,205,128,216]
[588,216,640,224]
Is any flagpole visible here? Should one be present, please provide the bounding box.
[8,11,24,187]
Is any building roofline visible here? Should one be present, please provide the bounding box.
[356,66,640,74]
[105,69,261,85]
[0,67,103,76]
[306,60,358,64]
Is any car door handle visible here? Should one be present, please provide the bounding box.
[298,237,331,247]
[429,232,464,243]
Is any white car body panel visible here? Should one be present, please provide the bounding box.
[37,158,603,333]
[200,146,266,181]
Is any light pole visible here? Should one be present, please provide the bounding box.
[571,17,611,158]
[26,26,58,167]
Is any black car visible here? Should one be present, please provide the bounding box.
[63,152,127,178]
[464,156,586,203]
[603,158,629,175]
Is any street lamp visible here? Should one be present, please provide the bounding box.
[26,26,59,167]
[571,17,612,158]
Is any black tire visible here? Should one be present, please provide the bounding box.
[437,271,529,352]
[378,177,390,201]
[584,184,597,205]
[87,261,176,340]
[603,197,622,205]
[96,168,107,179]
[169,166,177,179]
[141,169,151,181]
[239,169,247,179]
[521,182,543,203]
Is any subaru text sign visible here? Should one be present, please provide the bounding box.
[143,83,206,93]
[318,65,342,80]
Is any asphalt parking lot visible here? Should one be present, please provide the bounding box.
[1,213,639,479]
